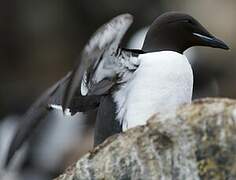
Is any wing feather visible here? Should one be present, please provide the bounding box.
[5,73,72,167]
[5,14,135,167]
[62,14,133,111]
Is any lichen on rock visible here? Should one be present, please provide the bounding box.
[56,98,236,180]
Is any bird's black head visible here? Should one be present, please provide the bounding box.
[142,12,229,54]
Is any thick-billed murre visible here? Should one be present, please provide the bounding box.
[5,12,229,167]
[62,12,229,145]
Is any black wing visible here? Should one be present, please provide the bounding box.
[5,14,135,167]
[62,14,134,111]
[5,73,74,167]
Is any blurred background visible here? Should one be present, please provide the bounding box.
[0,0,235,118]
[0,0,235,179]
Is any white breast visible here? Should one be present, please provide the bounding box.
[113,51,193,131]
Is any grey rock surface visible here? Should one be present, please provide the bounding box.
[56,98,236,180]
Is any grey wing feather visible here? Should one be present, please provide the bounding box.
[62,14,133,111]
[5,72,72,167]
[5,13,135,167]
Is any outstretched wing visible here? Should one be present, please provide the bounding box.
[5,14,135,167]
[62,14,134,111]
[4,72,77,167]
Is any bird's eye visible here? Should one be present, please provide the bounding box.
[187,20,195,25]
[180,19,192,24]
[185,19,192,24]
[188,20,193,24]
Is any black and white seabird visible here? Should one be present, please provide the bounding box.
[62,12,229,145]
[5,12,229,167]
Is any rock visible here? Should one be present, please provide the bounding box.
[56,98,236,180]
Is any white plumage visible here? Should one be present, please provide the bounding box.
[113,51,193,131]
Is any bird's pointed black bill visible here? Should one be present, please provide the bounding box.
[208,37,229,50]
[193,33,229,50]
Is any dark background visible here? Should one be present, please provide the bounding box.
[0,0,235,118]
